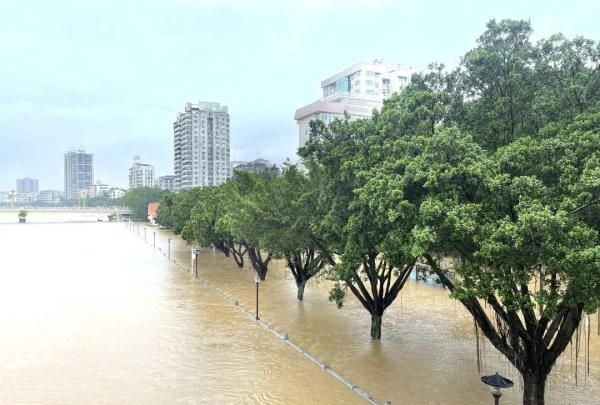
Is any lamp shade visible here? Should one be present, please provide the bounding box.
[481,373,514,389]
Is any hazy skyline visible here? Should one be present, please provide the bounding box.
[1,0,598,190]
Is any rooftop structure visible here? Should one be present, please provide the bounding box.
[294,60,413,148]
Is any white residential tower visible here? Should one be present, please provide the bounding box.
[173,102,231,191]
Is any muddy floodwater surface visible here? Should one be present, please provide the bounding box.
[0,215,598,404]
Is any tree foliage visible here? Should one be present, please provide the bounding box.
[121,187,167,220]
[150,19,599,404]
[300,116,418,339]
[352,19,599,405]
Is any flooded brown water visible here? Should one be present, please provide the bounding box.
[0,217,598,404]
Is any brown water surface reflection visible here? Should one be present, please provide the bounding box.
[0,222,359,405]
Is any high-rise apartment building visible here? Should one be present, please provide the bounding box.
[16,178,39,193]
[294,59,413,148]
[64,149,94,200]
[173,102,231,191]
[129,162,155,189]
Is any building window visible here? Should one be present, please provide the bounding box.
[334,77,351,94]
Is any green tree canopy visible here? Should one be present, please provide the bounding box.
[300,116,418,339]
[121,187,167,220]
[356,18,599,404]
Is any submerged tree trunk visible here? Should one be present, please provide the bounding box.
[285,247,330,302]
[297,280,307,301]
[523,372,546,405]
[248,246,271,280]
[215,240,230,257]
[371,313,382,339]
[345,252,416,340]
[424,253,584,405]
[229,241,248,268]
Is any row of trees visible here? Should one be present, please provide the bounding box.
[156,20,599,405]
[157,167,330,300]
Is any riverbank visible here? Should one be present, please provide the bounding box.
[143,224,600,405]
[0,209,128,224]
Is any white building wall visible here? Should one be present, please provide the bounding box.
[129,163,155,189]
[174,102,230,191]
[295,60,413,150]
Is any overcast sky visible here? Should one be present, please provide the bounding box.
[0,0,598,190]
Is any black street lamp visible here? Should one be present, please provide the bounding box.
[254,272,261,321]
[192,247,199,278]
[168,238,171,260]
[481,372,514,405]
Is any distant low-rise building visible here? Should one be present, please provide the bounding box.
[16,192,37,204]
[230,160,247,169]
[109,188,126,200]
[158,175,175,192]
[148,202,160,224]
[88,181,110,198]
[38,190,63,205]
[233,159,280,177]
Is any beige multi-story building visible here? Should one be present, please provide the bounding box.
[88,181,110,198]
[109,188,126,200]
[129,162,155,189]
[173,102,231,191]
[294,59,413,148]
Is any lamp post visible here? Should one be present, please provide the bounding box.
[153,231,156,248]
[192,247,199,278]
[168,238,171,260]
[481,372,514,405]
[254,272,261,321]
